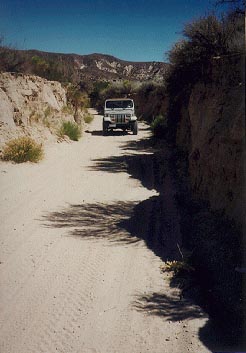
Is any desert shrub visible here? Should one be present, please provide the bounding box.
[0,38,81,82]
[29,111,42,124]
[42,107,54,128]
[161,260,194,275]
[59,121,81,141]
[134,83,167,123]
[61,105,73,115]
[66,85,90,123]
[89,81,111,110]
[0,37,29,73]
[31,55,71,82]
[42,117,51,129]
[84,114,93,124]
[31,55,49,76]
[89,81,139,114]
[67,85,89,110]
[150,115,168,138]
[2,136,43,163]
[162,10,245,144]
[167,11,244,93]
[44,106,54,118]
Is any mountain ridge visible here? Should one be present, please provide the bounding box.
[1,47,169,84]
[24,49,164,64]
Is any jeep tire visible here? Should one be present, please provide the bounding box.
[103,121,108,136]
[132,121,138,135]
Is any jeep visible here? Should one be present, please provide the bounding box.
[102,98,138,135]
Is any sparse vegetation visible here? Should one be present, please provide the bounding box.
[44,106,53,118]
[2,136,44,163]
[0,38,80,82]
[58,121,81,141]
[84,113,93,124]
[29,112,42,125]
[89,81,111,110]
[31,55,49,77]
[28,108,56,130]
[161,260,194,275]
[61,105,73,115]
[151,9,244,340]
[150,114,168,138]
[133,10,244,143]
[134,83,167,122]
[66,85,90,123]
[89,79,165,119]
[166,11,244,96]
[42,117,51,129]
[89,81,139,112]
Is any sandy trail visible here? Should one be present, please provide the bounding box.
[0,112,210,353]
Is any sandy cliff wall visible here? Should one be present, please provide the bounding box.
[176,57,245,227]
[0,72,73,148]
[172,57,244,336]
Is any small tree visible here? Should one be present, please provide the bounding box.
[66,85,89,123]
[166,10,244,93]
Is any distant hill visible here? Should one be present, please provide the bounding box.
[0,48,169,84]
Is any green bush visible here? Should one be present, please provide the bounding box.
[84,114,93,124]
[59,121,81,141]
[2,136,44,163]
[150,115,168,138]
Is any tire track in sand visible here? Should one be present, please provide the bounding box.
[0,237,107,353]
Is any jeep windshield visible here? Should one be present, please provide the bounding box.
[105,100,133,109]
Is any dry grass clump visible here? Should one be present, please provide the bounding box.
[44,106,54,118]
[84,114,93,124]
[161,260,194,275]
[150,114,168,138]
[2,136,44,163]
[61,105,73,115]
[58,121,81,141]
[29,111,42,125]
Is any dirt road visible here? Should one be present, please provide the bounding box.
[0,112,210,353]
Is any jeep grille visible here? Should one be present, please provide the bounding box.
[110,114,126,123]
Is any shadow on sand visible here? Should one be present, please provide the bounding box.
[85,129,128,136]
[133,291,206,322]
[43,195,182,261]
[85,124,150,137]
[43,134,245,352]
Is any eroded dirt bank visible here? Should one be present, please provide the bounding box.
[0,114,211,353]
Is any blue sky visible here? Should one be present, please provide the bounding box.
[0,0,229,62]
